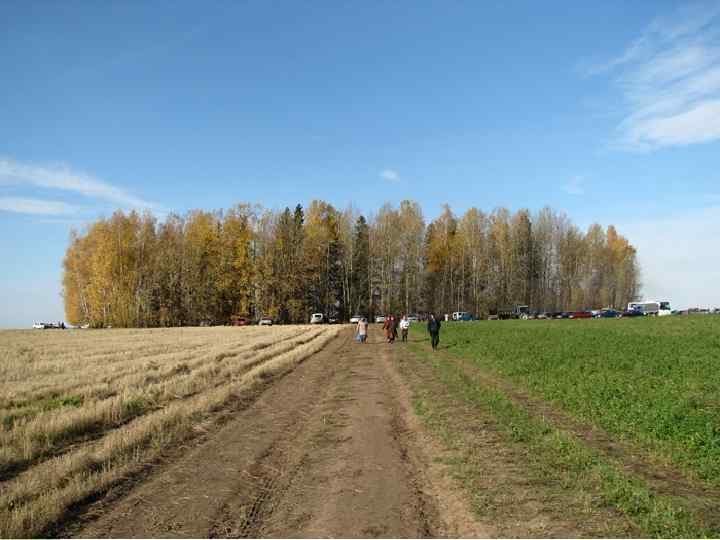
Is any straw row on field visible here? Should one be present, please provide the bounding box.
[0,327,322,479]
[1,326,309,418]
[0,326,302,405]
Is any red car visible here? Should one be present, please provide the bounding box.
[231,317,250,326]
[569,311,593,319]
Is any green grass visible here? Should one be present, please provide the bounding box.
[417,316,720,485]
[404,342,709,537]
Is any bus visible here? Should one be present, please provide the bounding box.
[627,300,672,316]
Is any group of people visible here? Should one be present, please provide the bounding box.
[354,313,442,350]
[381,314,411,344]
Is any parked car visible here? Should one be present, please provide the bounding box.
[349,314,363,324]
[619,308,644,318]
[595,309,619,318]
[310,313,325,324]
[374,315,385,323]
[407,314,419,322]
[569,311,592,319]
[258,317,273,326]
[231,317,250,326]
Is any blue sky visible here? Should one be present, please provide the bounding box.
[2,1,720,327]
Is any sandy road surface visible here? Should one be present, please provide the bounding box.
[71,329,484,538]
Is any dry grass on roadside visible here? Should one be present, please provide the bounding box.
[0,325,341,538]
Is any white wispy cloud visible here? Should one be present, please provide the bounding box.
[590,2,720,150]
[380,169,400,182]
[0,197,79,215]
[0,158,158,211]
[563,176,585,195]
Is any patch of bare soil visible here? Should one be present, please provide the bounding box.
[427,341,720,530]
[69,330,485,538]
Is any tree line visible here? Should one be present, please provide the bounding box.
[62,200,640,327]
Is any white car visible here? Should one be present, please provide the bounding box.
[349,315,363,324]
[258,317,273,326]
[374,315,385,323]
[310,313,325,324]
[407,315,419,323]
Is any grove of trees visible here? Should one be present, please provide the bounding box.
[62,200,640,327]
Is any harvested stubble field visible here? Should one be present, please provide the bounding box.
[0,325,341,538]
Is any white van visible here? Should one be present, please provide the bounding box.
[310,313,324,324]
[627,301,672,316]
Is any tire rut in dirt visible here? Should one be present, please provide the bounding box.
[207,338,353,538]
[389,413,436,538]
[259,336,448,538]
[209,451,307,538]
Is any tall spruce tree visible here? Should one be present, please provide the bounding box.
[351,215,370,316]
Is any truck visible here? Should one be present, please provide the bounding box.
[627,300,672,316]
[495,304,530,320]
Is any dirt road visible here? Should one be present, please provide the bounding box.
[70,329,485,538]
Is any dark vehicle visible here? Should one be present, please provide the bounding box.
[596,309,619,318]
[231,317,251,326]
[496,304,530,320]
[569,311,592,319]
[619,309,644,318]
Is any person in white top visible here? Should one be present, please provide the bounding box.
[356,317,369,343]
[399,315,410,342]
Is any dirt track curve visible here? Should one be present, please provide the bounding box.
[70,329,487,538]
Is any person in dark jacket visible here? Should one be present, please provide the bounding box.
[427,313,441,351]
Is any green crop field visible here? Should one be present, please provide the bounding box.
[416,316,720,486]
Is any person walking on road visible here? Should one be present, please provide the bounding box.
[399,315,410,342]
[356,317,368,343]
[427,313,441,351]
[384,315,397,344]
